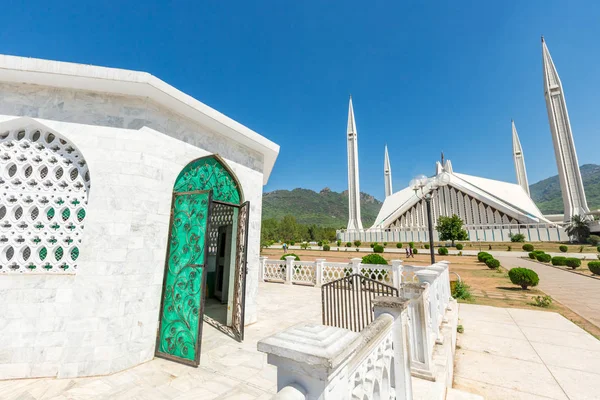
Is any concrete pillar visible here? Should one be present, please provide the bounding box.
[285,256,295,284]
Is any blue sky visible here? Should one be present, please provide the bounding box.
[1,1,599,200]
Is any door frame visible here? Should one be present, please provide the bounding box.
[155,189,213,367]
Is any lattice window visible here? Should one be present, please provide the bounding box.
[207,202,234,255]
[0,127,90,273]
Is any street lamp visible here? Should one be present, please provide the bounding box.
[410,173,449,264]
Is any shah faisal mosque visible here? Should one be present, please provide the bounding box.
[338,37,599,243]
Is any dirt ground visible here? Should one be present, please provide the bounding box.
[261,248,600,339]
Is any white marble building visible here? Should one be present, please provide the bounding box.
[0,55,279,379]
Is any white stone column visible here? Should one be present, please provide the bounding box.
[415,269,443,344]
[392,259,403,291]
[315,258,325,287]
[351,258,362,275]
[428,264,447,320]
[285,256,295,284]
[259,256,268,282]
[373,296,413,400]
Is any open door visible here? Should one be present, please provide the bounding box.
[155,190,212,366]
[231,201,250,341]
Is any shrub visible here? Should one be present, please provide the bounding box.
[438,247,449,255]
[289,241,295,246]
[485,258,500,269]
[589,235,600,246]
[528,252,536,259]
[532,295,552,308]
[362,254,388,265]
[373,244,384,253]
[559,245,568,253]
[354,240,362,247]
[337,240,342,247]
[409,242,415,248]
[300,242,310,250]
[317,241,323,247]
[597,245,600,253]
[477,252,491,262]
[588,261,600,275]
[383,242,388,247]
[412,248,418,254]
[457,324,464,333]
[488,244,492,250]
[510,233,526,242]
[456,243,464,250]
[280,253,300,261]
[452,281,472,300]
[424,243,430,249]
[396,243,403,248]
[507,245,512,251]
[522,244,534,252]
[322,244,331,251]
[458,251,463,256]
[346,242,352,247]
[565,258,581,269]
[551,256,567,266]
[536,253,552,263]
[508,268,540,289]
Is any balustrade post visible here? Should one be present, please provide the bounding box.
[351,258,362,276]
[373,296,413,400]
[428,264,447,321]
[259,256,267,282]
[438,260,452,307]
[315,258,325,287]
[391,259,403,291]
[285,256,295,284]
[415,269,443,344]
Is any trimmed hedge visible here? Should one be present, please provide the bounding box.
[589,235,600,246]
[485,258,500,269]
[565,258,581,269]
[589,261,600,275]
[322,244,331,251]
[508,267,539,289]
[477,252,492,262]
[396,242,403,248]
[438,247,448,255]
[559,245,568,253]
[373,244,384,253]
[424,243,430,249]
[597,245,600,253]
[280,253,300,261]
[551,256,567,266]
[535,253,552,263]
[528,252,536,259]
[413,248,418,254]
[456,243,464,250]
[362,254,388,265]
[522,244,534,252]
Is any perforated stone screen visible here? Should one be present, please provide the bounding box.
[0,127,90,273]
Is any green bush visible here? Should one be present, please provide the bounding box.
[536,253,552,263]
[522,244,534,252]
[317,241,323,247]
[532,295,552,308]
[507,245,512,251]
[510,233,526,242]
[438,247,449,255]
[300,242,310,250]
[346,242,352,247]
[485,258,500,269]
[508,268,539,289]
[456,243,464,250]
[383,242,388,247]
[353,240,362,247]
[412,248,419,254]
[529,252,536,259]
[424,243,430,249]
[289,241,295,245]
[565,258,581,269]
[597,245,600,253]
[559,245,568,253]
[588,261,600,275]
[477,252,491,262]
[396,242,403,248]
[370,243,376,248]
[280,253,300,261]
[551,256,567,266]
[322,244,331,251]
[362,254,388,265]
[373,244,384,253]
[452,281,472,300]
[336,240,342,247]
[589,235,600,246]
[409,242,415,248]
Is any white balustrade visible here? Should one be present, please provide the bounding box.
[258,296,413,400]
[415,269,444,344]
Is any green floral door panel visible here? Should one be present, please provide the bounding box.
[156,190,211,366]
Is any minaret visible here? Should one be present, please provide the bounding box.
[384,145,393,198]
[346,96,363,230]
[542,37,589,221]
[512,120,530,197]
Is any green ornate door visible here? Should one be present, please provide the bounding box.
[155,190,212,366]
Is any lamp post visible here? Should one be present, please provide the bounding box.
[410,175,437,264]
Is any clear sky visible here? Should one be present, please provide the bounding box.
[1,1,599,200]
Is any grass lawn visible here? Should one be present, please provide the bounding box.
[262,247,600,339]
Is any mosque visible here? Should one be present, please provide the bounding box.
[339,38,597,243]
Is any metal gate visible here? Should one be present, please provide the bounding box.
[231,201,250,341]
[321,274,399,332]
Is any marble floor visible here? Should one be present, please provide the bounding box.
[0,282,323,400]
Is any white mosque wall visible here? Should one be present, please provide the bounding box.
[0,82,265,379]
[337,224,569,243]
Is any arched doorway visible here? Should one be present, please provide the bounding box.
[155,155,250,366]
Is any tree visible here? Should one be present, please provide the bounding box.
[435,214,468,246]
[565,215,590,243]
[278,215,299,242]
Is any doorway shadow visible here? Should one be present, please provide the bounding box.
[203,298,237,340]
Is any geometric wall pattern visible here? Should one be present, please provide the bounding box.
[0,126,90,273]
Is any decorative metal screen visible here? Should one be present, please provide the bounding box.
[0,126,90,273]
[322,274,398,332]
[207,202,235,255]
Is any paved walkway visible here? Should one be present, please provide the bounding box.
[498,256,600,328]
[455,304,600,400]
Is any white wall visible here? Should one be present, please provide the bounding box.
[0,82,265,379]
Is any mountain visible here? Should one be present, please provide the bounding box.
[262,188,382,228]
[530,164,600,214]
